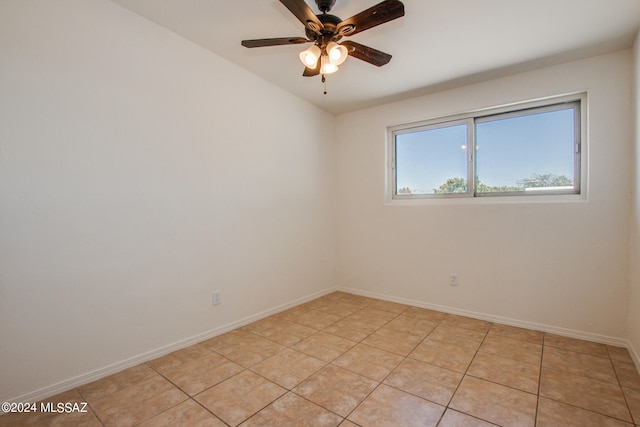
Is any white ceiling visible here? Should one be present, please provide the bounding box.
[111,0,640,114]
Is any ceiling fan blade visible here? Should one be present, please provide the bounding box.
[341,41,392,66]
[303,60,321,77]
[337,0,404,36]
[241,37,310,48]
[280,0,324,34]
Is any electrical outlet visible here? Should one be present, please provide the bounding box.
[449,274,459,286]
[212,291,221,305]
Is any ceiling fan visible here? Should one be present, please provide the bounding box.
[241,0,405,78]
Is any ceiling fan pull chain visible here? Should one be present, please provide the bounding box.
[322,74,327,95]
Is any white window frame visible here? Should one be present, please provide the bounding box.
[386,93,587,204]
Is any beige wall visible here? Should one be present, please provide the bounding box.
[629,30,640,364]
[0,0,337,401]
[336,50,634,341]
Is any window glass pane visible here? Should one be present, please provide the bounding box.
[475,107,576,194]
[395,124,468,195]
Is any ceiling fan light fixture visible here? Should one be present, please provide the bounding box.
[320,55,339,74]
[242,0,405,81]
[299,45,321,67]
[326,41,348,65]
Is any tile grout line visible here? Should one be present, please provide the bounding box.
[441,320,492,423]
[73,387,107,427]
[141,363,212,426]
[534,332,546,426]
[76,388,107,427]
[609,345,637,425]
[287,390,347,423]
[190,398,232,427]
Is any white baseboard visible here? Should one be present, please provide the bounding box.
[627,339,640,372]
[6,286,338,405]
[338,286,630,347]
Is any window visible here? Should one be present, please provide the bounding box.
[389,95,583,200]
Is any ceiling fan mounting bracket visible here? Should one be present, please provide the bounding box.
[315,0,336,13]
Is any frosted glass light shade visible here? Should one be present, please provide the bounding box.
[326,42,348,65]
[320,55,339,74]
[299,45,321,68]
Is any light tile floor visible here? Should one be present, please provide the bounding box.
[2,291,640,426]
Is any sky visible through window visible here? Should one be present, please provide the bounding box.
[396,124,467,194]
[395,108,575,194]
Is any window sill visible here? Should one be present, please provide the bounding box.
[385,193,588,206]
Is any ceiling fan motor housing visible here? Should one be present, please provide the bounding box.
[306,13,343,43]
